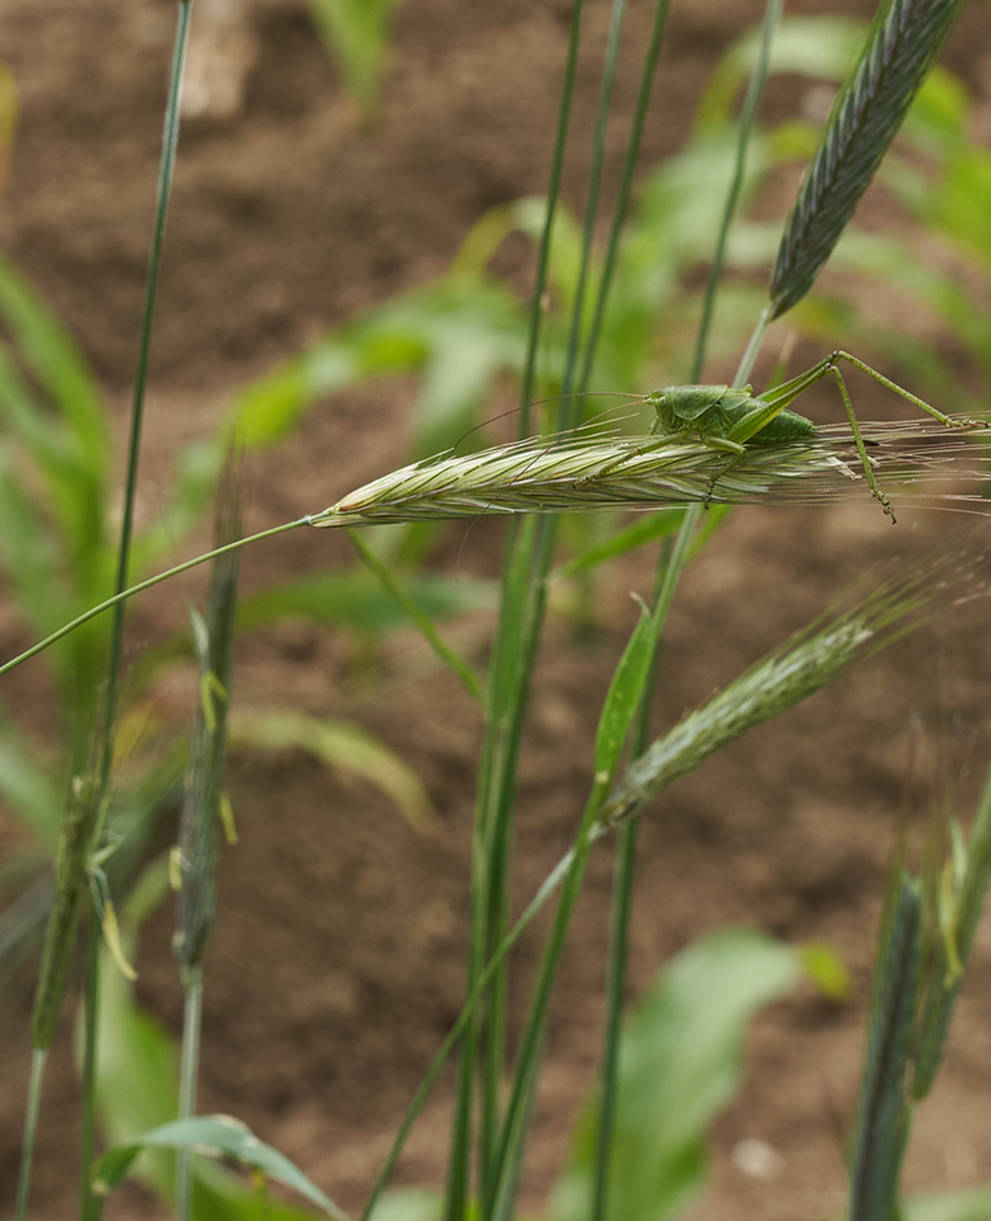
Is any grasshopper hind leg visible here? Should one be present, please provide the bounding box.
[827,360,895,523]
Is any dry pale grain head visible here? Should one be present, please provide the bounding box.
[311,417,991,527]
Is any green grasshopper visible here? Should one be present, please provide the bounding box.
[635,349,982,522]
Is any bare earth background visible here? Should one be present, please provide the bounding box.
[2,1,991,1218]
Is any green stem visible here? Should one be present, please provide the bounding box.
[476,3,633,1208]
[553,0,628,428]
[79,910,101,1221]
[362,846,579,1221]
[445,2,587,1208]
[102,0,193,748]
[590,817,638,1221]
[81,6,192,1213]
[589,527,686,1220]
[692,0,782,381]
[177,970,204,1219]
[486,780,611,1221]
[0,519,307,681]
[516,2,584,439]
[733,305,771,387]
[578,0,671,392]
[14,1048,48,1221]
[589,5,781,1215]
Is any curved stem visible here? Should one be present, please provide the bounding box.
[0,519,308,681]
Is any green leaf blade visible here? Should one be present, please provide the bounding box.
[552,929,801,1221]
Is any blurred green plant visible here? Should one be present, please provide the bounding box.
[7,4,991,1218]
[85,922,815,1219]
[0,254,479,959]
[306,0,404,115]
[91,859,344,1220]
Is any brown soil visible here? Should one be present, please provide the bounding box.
[2,2,991,1219]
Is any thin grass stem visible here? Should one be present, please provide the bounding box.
[589,10,780,1210]
[445,3,587,1210]
[0,518,306,681]
[477,4,643,1211]
[79,922,101,1221]
[362,846,578,1221]
[692,0,782,382]
[590,817,637,1221]
[102,0,192,743]
[516,2,583,439]
[14,1048,48,1221]
[176,969,203,1219]
[81,6,192,1212]
[487,779,611,1221]
[577,0,671,393]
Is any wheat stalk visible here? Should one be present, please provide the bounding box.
[30,769,103,1051]
[173,465,241,979]
[598,550,990,828]
[311,418,989,526]
[769,0,966,319]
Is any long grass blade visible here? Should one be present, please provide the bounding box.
[348,530,483,705]
[480,2,638,1203]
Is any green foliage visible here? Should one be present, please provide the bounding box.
[7,6,991,1220]
[93,865,328,1221]
[229,709,437,835]
[849,875,921,1221]
[904,1185,991,1221]
[0,254,113,727]
[551,930,801,1221]
[94,1115,348,1219]
[593,598,654,778]
[306,0,403,114]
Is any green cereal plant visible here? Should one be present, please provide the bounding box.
[16,758,103,1220]
[838,763,991,1221]
[305,0,403,115]
[7,1,991,1218]
[13,3,194,1216]
[173,461,241,1219]
[768,0,968,319]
